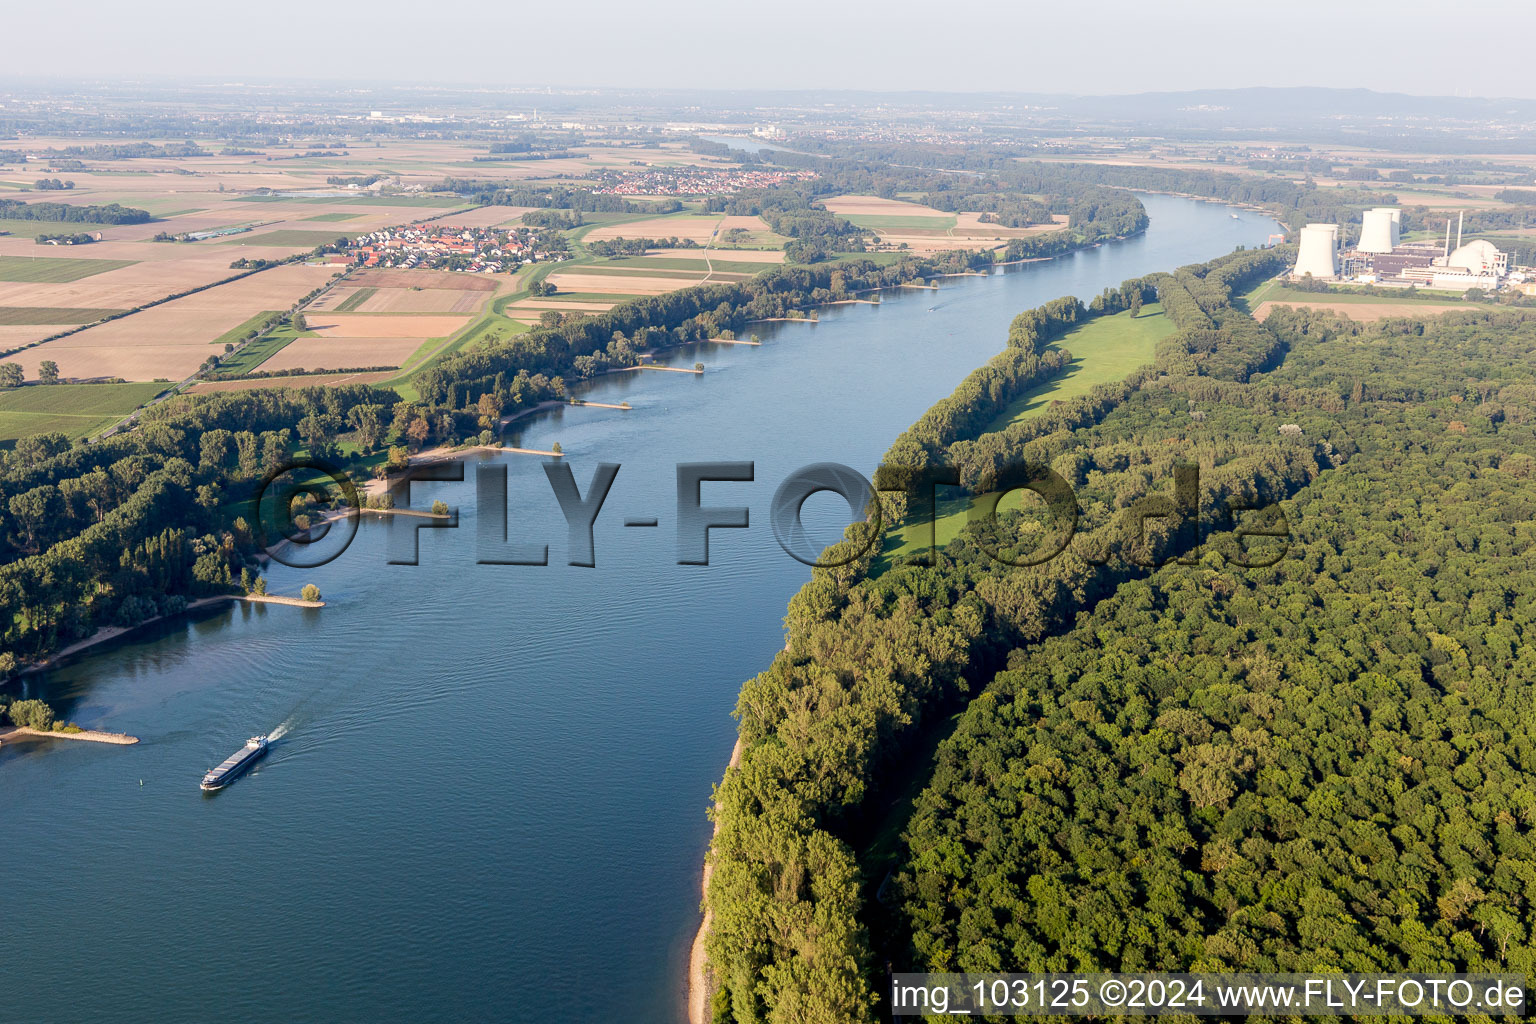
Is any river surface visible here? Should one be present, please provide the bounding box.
[0,196,1280,1024]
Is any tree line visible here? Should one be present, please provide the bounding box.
[0,198,152,225]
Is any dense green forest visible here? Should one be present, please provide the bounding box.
[0,198,152,225]
[900,307,1536,989]
[699,243,1535,1022]
[0,386,398,661]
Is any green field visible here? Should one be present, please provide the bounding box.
[1236,278,1501,313]
[233,194,469,208]
[303,212,363,222]
[223,230,351,248]
[0,219,131,238]
[883,305,1174,561]
[211,311,282,347]
[578,264,712,279]
[842,214,958,231]
[594,255,778,275]
[0,255,137,283]
[0,382,169,443]
[540,291,648,304]
[985,304,1175,431]
[0,306,126,325]
[212,322,315,377]
[333,287,377,312]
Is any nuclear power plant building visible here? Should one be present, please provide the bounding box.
[1293,207,1527,294]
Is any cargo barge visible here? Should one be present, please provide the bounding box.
[200,736,268,791]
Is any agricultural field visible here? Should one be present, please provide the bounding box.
[210,320,314,377]
[543,272,713,295]
[254,335,431,374]
[211,311,283,347]
[645,248,784,265]
[327,287,377,312]
[0,255,137,283]
[1239,280,1502,321]
[232,194,470,209]
[317,286,486,314]
[0,306,126,325]
[439,206,539,229]
[820,195,953,223]
[1252,299,1482,322]
[224,229,355,248]
[584,215,729,243]
[0,241,270,310]
[10,263,340,380]
[0,382,169,443]
[819,194,1064,254]
[0,218,131,238]
[221,268,498,382]
[0,137,799,392]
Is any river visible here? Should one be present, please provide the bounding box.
[0,196,1281,1024]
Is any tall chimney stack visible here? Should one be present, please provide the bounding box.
[1444,218,1452,259]
[1457,211,1464,250]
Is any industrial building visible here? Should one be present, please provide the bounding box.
[1292,208,1526,294]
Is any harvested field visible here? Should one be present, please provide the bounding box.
[352,288,488,314]
[0,255,137,283]
[0,249,264,310]
[584,215,723,243]
[254,336,426,373]
[820,195,951,219]
[346,269,499,291]
[328,287,376,312]
[232,193,469,209]
[0,325,57,350]
[306,314,470,339]
[436,206,539,228]
[1252,300,1474,322]
[951,212,1067,236]
[545,272,700,295]
[11,264,338,380]
[649,247,784,264]
[224,229,354,248]
[508,300,618,312]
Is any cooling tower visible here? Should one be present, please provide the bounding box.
[1358,208,1400,254]
[1294,223,1339,279]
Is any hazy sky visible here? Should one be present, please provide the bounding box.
[7,0,1536,98]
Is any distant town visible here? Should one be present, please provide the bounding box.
[593,166,816,196]
[347,222,568,273]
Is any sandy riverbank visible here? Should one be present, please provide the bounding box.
[688,734,743,1024]
[360,445,512,498]
[0,725,139,746]
[18,593,320,676]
